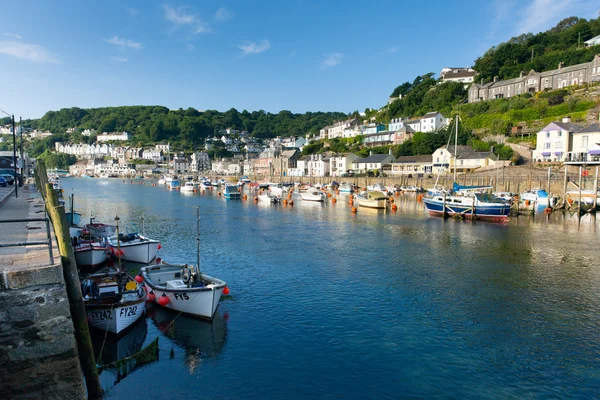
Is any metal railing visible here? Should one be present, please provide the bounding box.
[0,217,54,264]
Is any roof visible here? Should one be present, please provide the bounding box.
[354,154,395,163]
[551,121,583,132]
[585,35,600,45]
[440,145,497,160]
[441,70,477,79]
[574,123,600,134]
[298,155,312,161]
[281,149,299,157]
[422,112,441,118]
[393,155,432,164]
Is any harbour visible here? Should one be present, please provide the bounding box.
[57,177,600,398]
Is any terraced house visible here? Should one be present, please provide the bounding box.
[468,54,600,103]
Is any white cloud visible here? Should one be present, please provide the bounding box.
[4,33,22,40]
[126,8,140,17]
[163,4,211,34]
[0,40,59,63]
[111,56,128,62]
[215,7,234,21]
[104,36,142,50]
[322,52,343,68]
[238,40,271,56]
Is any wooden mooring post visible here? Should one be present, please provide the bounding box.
[578,166,583,214]
[594,167,599,210]
[36,162,103,399]
[563,166,568,208]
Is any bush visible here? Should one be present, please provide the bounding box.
[547,95,564,105]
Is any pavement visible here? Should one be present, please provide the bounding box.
[0,185,61,271]
[0,184,15,206]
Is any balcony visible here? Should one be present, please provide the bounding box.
[564,151,600,165]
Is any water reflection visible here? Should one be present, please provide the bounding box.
[91,317,148,366]
[146,306,228,373]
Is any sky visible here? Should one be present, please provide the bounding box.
[0,0,599,119]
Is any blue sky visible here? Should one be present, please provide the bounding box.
[0,0,598,119]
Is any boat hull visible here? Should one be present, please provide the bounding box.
[113,241,160,264]
[355,198,387,209]
[301,193,325,202]
[65,212,82,226]
[423,198,510,221]
[74,245,109,268]
[86,297,146,335]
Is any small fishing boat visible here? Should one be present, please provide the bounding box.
[65,211,82,226]
[339,183,354,193]
[223,184,241,199]
[85,219,117,238]
[140,207,227,320]
[107,233,161,264]
[81,270,147,334]
[423,192,511,221]
[258,192,280,203]
[520,188,557,207]
[354,191,389,209]
[367,183,387,193]
[168,180,180,190]
[301,188,326,202]
[269,184,287,198]
[73,240,110,268]
[180,181,196,193]
[157,177,166,185]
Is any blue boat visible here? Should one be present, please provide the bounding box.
[223,185,241,199]
[423,190,511,222]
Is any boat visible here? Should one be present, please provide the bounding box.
[73,240,110,268]
[258,192,280,203]
[168,180,180,190]
[241,177,251,184]
[81,270,147,335]
[85,219,117,238]
[520,188,557,207]
[107,233,161,264]
[139,207,227,320]
[424,192,511,221]
[354,191,389,209]
[65,211,82,226]
[493,192,515,202]
[301,188,326,202]
[296,183,312,193]
[338,183,354,193]
[223,184,241,199]
[269,184,287,198]
[157,177,166,185]
[565,189,599,208]
[367,183,387,193]
[180,181,196,193]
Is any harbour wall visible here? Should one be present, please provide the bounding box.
[0,189,85,399]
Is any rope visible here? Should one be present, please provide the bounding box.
[96,303,114,368]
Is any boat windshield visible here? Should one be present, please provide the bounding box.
[474,193,506,204]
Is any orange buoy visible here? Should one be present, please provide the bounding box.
[544,207,552,214]
[525,200,531,206]
[395,191,399,197]
[351,207,357,213]
[288,200,293,206]
[201,190,205,194]
[283,199,288,205]
[392,204,398,211]
[254,196,259,201]
[331,198,337,203]
[223,286,230,295]
[243,194,248,200]
[349,199,353,205]
[327,193,332,198]
[218,192,222,196]
[567,198,574,205]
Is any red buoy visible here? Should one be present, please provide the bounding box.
[223,286,230,295]
[157,243,162,250]
[147,291,156,302]
[158,293,170,306]
[134,274,144,283]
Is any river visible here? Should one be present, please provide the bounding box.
[64,178,600,399]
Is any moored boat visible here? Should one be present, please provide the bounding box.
[300,188,326,202]
[74,240,110,268]
[223,184,241,199]
[354,191,389,209]
[180,181,196,193]
[423,192,511,221]
[85,220,117,238]
[107,233,161,264]
[520,188,557,207]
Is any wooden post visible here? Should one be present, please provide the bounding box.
[37,166,102,399]
[443,192,447,217]
[563,166,568,208]
[594,166,599,210]
[547,167,551,195]
[578,166,583,213]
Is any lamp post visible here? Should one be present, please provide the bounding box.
[11,115,18,198]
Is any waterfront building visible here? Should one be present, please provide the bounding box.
[432,145,498,174]
[173,153,190,173]
[288,155,310,177]
[565,123,600,165]
[386,155,433,176]
[142,149,163,162]
[533,117,583,162]
[307,154,331,177]
[329,153,360,177]
[273,149,300,177]
[190,152,211,172]
[469,55,600,103]
[253,158,273,176]
[352,151,396,173]
[363,131,394,148]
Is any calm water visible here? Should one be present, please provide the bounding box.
[64,178,600,399]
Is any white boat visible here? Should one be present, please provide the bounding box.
[367,183,387,192]
[354,191,389,209]
[73,241,110,268]
[301,188,326,202]
[269,184,287,198]
[200,180,212,190]
[258,193,280,203]
[520,188,557,207]
[339,183,354,193]
[81,270,146,335]
[141,263,226,320]
[566,189,599,207]
[168,180,180,190]
[85,221,117,238]
[108,233,161,264]
[139,207,227,320]
[493,192,515,202]
[99,174,109,179]
[180,181,196,192]
[157,177,166,185]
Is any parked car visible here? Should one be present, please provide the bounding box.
[0,177,7,187]
[0,174,14,185]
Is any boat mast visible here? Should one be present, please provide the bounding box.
[196,206,201,276]
[115,215,122,271]
[453,113,458,184]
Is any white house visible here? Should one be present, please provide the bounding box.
[439,67,477,84]
[190,152,211,172]
[329,153,360,177]
[307,154,330,177]
[352,151,396,173]
[565,123,600,164]
[142,149,163,162]
[97,131,130,142]
[388,118,405,132]
[432,145,498,174]
[82,129,96,136]
[387,155,433,176]
[289,155,310,177]
[533,118,582,162]
[327,118,360,139]
[419,112,448,133]
[585,35,600,47]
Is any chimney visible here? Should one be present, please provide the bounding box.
[389,148,392,155]
[369,151,373,156]
[558,62,564,70]
[519,71,524,78]
[493,76,498,83]
[562,116,571,123]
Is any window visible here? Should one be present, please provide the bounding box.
[544,143,551,149]
[582,135,589,148]
[546,132,550,138]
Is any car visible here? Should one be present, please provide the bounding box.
[0,174,14,185]
[0,177,6,187]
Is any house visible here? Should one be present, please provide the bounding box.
[289,155,311,177]
[142,149,163,163]
[190,152,211,172]
[565,123,600,164]
[69,160,88,176]
[432,145,498,174]
[363,123,386,135]
[352,151,396,173]
[29,130,53,139]
[387,155,433,176]
[173,153,190,173]
[211,158,230,174]
[82,129,96,136]
[439,67,477,85]
[155,143,170,152]
[533,117,583,162]
[585,35,600,47]
[253,158,273,176]
[363,131,393,148]
[392,126,415,145]
[307,154,331,177]
[469,55,600,103]
[273,149,300,177]
[327,118,360,139]
[329,153,360,177]
[96,131,130,142]
[388,118,405,132]
[227,163,242,175]
[406,119,421,132]
[419,112,448,133]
